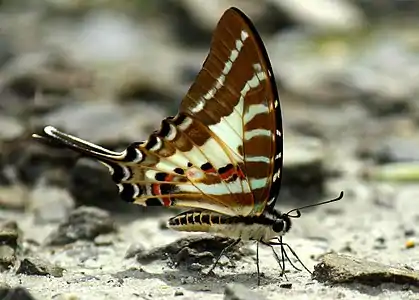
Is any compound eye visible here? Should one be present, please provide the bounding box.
[272,220,284,233]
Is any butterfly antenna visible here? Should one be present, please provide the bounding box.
[285,191,344,218]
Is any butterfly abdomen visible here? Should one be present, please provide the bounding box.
[168,210,280,242]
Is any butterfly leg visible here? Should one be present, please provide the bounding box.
[261,240,289,280]
[256,241,261,286]
[207,238,241,275]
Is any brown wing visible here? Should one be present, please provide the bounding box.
[33,7,283,217]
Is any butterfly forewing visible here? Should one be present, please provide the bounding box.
[179,8,283,215]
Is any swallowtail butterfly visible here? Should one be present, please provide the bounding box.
[33,7,343,284]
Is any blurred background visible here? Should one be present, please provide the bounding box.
[0,0,418,219]
[0,1,419,298]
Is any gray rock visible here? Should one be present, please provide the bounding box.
[0,115,24,141]
[270,0,364,32]
[224,283,267,300]
[280,136,327,203]
[7,138,75,186]
[16,257,65,277]
[29,186,75,224]
[68,158,125,210]
[137,234,242,268]
[93,233,114,246]
[353,0,419,19]
[280,282,293,289]
[0,185,28,210]
[362,136,419,164]
[38,101,166,146]
[124,242,146,259]
[45,206,116,246]
[0,221,20,270]
[313,253,419,287]
[0,286,37,300]
[343,40,419,117]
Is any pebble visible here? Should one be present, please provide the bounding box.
[0,221,20,270]
[0,286,37,300]
[45,206,116,246]
[16,257,65,277]
[313,253,419,288]
[137,234,242,268]
[224,283,267,300]
[29,186,75,224]
[124,242,146,259]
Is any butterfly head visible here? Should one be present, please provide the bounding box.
[264,208,292,237]
[272,212,292,234]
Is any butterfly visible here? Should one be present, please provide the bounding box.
[33,7,343,284]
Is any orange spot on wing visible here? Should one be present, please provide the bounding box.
[220,168,236,180]
[162,197,171,206]
[152,184,160,195]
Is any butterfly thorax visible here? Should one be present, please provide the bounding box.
[168,209,291,243]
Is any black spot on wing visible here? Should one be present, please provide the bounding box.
[172,113,186,126]
[145,135,158,150]
[123,143,143,162]
[160,183,174,195]
[174,168,184,175]
[145,198,163,206]
[119,183,136,202]
[157,119,171,137]
[155,172,166,181]
[108,162,124,182]
[201,162,213,171]
[218,163,233,174]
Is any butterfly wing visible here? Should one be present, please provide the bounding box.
[33,7,283,217]
[179,8,283,215]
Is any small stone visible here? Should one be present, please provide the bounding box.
[68,158,123,209]
[16,257,65,277]
[53,294,80,300]
[0,115,25,141]
[45,206,116,246]
[405,239,415,249]
[188,263,204,271]
[0,221,20,270]
[313,253,419,287]
[218,255,230,267]
[180,276,195,285]
[0,287,37,300]
[373,237,387,250]
[124,242,146,259]
[137,234,241,268]
[281,136,327,203]
[404,229,415,237]
[0,185,28,210]
[0,245,16,270]
[174,290,184,296]
[270,0,364,32]
[29,186,75,224]
[224,283,267,300]
[279,282,292,289]
[93,234,114,246]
